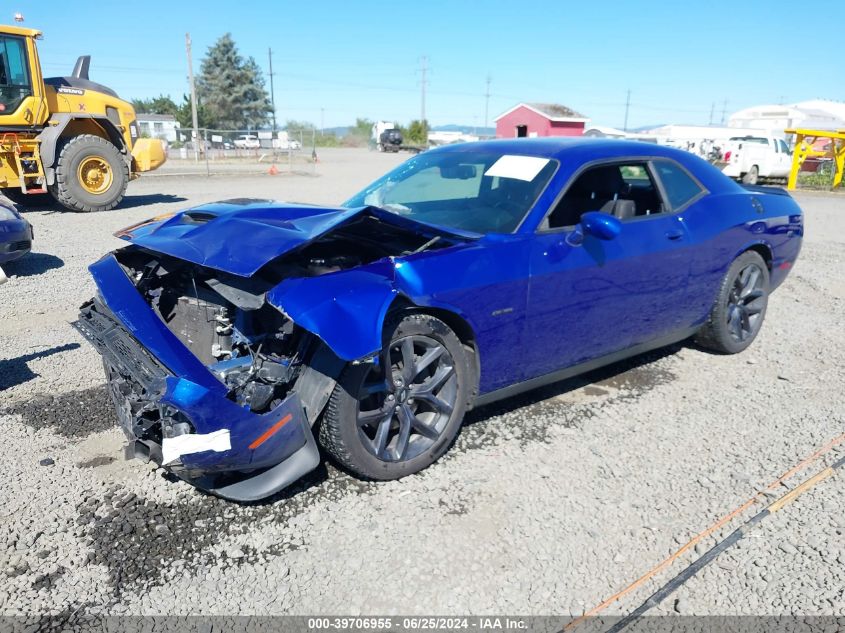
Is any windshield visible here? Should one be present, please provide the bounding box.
[343,150,558,234]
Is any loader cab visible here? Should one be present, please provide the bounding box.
[0,26,46,126]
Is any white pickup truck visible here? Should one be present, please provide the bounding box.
[721,135,792,184]
[233,135,260,149]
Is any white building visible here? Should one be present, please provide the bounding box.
[638,124,762,150]
[136,113,179,143]
[728,100,845,135]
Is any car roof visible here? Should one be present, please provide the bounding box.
[431,137,690,161]
[430,137,741,195]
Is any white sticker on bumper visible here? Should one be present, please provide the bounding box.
[161,429,231,465]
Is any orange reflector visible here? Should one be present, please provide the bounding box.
[248,414,293,450]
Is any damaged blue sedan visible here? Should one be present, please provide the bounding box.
[75,139,803,501]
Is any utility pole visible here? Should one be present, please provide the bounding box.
[623,89,631,132]
[484,75,491,136]
[268,48,277,132]
[420,56,428,144]
[708,102,715,126]
[720,99,728,125]
[320,107,324,136]
[185,33,200,162]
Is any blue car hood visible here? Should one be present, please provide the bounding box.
[117,199,476,277]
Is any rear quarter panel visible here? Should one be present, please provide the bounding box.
[681,189,803,322]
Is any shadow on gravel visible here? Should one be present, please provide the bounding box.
[1,381,115,436]
[2,252,64,277]
[77,461,372,598]
[116,193,188,209]
[0,343,80,391]
[7,193,188,214]
[458,343,682,450]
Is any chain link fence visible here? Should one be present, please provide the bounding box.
[169,128,319,162]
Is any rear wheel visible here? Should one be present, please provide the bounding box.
[319,313,470,480]
[50,134,129,212]
[742,165,759,185]
[696,251,769,354]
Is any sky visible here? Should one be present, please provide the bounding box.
[17,0,844,131]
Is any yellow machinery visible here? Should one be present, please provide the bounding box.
[0,25,165,212]
[785,128,845,191]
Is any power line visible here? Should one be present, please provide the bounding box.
[185,33,199,162]
[420,56,428,122]
[484,75,491,132]
[268,48,277,132]
[623,89,631,131]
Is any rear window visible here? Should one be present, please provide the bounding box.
[653,161,704,210]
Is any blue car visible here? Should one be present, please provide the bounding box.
[76,139,803,501]
[0,202,33,278]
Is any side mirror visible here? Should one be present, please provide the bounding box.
[581,211,622,240]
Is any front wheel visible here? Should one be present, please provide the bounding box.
[696,251,769,354]
[319,313,470,480]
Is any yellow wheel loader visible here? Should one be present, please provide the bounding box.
[0,25,165,212]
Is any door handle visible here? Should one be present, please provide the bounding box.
[665,229,684,241]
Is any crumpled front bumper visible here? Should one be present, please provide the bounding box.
[74,254,320,501]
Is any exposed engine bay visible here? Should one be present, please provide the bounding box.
[112,213,461,416]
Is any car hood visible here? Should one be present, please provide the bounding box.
[116,199,478,277]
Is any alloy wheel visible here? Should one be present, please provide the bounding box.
[726,263,766,342]
[356,335,458,462]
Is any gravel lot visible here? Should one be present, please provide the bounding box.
[1,148,843,620]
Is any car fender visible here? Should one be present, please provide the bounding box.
[266,260,399,361]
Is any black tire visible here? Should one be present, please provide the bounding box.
[1,188,54,208]
[695,251,769,354]
[742,165,759,185]
[319,313,470,480]
[50,134,129,212]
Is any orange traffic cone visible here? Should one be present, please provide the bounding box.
[268,164,279,175]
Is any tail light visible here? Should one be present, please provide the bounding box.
[724,150,732,162]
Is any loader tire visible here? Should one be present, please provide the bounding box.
[50,135,128,212]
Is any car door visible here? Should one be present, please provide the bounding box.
[774,138,792,177]
[521,160,693,379]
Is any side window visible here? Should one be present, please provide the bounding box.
[0,36,32,114]
[777,139,790,154]
[547,161,663,229]
[653,161,704,210]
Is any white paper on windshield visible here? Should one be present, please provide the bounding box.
[162,429,231,465]
[484,155,550,182]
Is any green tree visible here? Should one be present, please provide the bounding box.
[353,117,374,137]
[175,94,213,130]
[131,94,178,115]
[197,33,272,129]
[405,119,429,145]
[284,119,314,132]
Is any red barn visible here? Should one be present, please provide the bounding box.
[495,102,588,138]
